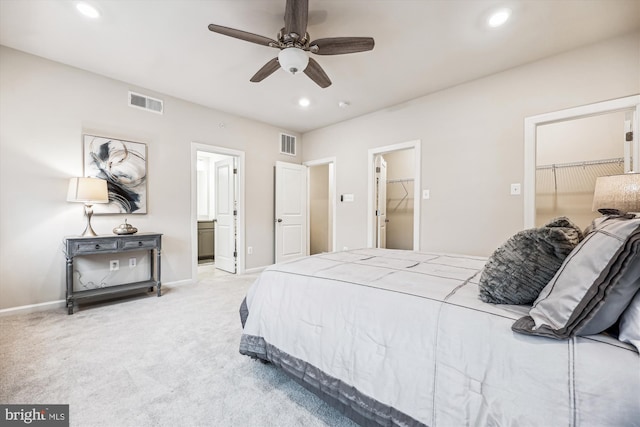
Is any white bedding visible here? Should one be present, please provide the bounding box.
[240,249,640,426]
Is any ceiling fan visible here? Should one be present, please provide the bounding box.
[207,0,374,88]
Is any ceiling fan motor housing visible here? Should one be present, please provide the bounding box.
[278,47,309,74]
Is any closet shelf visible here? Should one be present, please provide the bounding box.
[536,157,626,195]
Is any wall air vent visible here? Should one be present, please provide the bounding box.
[128,91,163,114]
[280,133,296,156]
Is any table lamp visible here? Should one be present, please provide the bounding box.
[592,173,640,216]
[67,177,109,236]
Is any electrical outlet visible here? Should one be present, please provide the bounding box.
[110,260,119,271]
[129,257,136,268]
[247,246,253,255]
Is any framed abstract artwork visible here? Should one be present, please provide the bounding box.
[83,134,147,214]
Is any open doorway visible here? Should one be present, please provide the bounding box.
[524,95,639,228]
[368,140,421,250]
[535,111,631,229]
[196,152,236,270]
[307,160,335,255]
[191,143,245,281]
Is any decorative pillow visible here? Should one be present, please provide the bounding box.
[618,289,640,352]
[512,214,640,339]
[478,217,583,305]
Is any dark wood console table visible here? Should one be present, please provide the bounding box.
[64,233,162,315]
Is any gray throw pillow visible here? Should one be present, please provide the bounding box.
[512,214,640,339]
[478,217,583,305]
[619,289,640,352]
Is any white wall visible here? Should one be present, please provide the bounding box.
[0,46,301,310]
[302,32,640,256]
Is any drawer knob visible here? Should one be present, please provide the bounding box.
[95,244,100,250]
[138,241,143,246]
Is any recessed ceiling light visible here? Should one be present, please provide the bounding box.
[298,98,310,107]
[76,2,100,19]
[487,8,511,28]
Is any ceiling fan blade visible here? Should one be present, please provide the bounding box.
[310,37,375,55]
[208,24,277,47]
[304,58,331,88]
[284,0,308,39]
[250,58,281,83]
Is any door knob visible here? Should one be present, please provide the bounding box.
[276,218,283,223]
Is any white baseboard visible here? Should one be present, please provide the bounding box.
[0,299,66,317]
[0,279,195,316]
[244,266,268,274]
[164,279,193,287]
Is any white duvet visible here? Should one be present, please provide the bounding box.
[240,249,640,426]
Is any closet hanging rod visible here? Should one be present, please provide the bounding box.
[387,178,414,184]
[536,157,624,171]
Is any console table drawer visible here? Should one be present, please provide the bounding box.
[73,240,119,254]
[122,238,158,250]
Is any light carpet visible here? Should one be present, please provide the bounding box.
[0,266,357,427]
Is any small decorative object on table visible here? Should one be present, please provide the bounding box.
[113,219,138,235]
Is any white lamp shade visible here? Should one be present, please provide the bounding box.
[592,173,640,213]
[278,47,309,75]
[67,177,109,203]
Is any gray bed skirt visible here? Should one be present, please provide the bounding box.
[239,330,426,427]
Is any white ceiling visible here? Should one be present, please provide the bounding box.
[1,0,639,133]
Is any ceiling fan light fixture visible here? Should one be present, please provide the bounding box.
[278,48,309,75]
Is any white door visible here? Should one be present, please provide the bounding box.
[375,155,387,248]
[215,157,236,273]
[275,161,307,263]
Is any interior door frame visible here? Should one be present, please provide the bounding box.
[367,140,421,250]
[190,142,245,279]
[303,157,337,254]
[524,95,640,228]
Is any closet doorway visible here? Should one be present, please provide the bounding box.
[536,112,630,229]
[190,143,245,280]
[308,162,334,255]
[524,95,639,229]
[368,140,421,250]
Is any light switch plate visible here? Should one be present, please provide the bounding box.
[511,183,521,195]
[422,189,430,200]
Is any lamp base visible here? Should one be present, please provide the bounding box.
[81,204,98,237]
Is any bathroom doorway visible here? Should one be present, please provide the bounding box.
[191,143,245,280]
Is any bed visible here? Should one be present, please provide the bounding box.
[239,247,639,426]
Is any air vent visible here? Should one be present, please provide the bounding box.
[280,133,296,156]
[128,91,163,114]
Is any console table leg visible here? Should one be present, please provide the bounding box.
[66,256,74,315]
[156,248,162,297]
